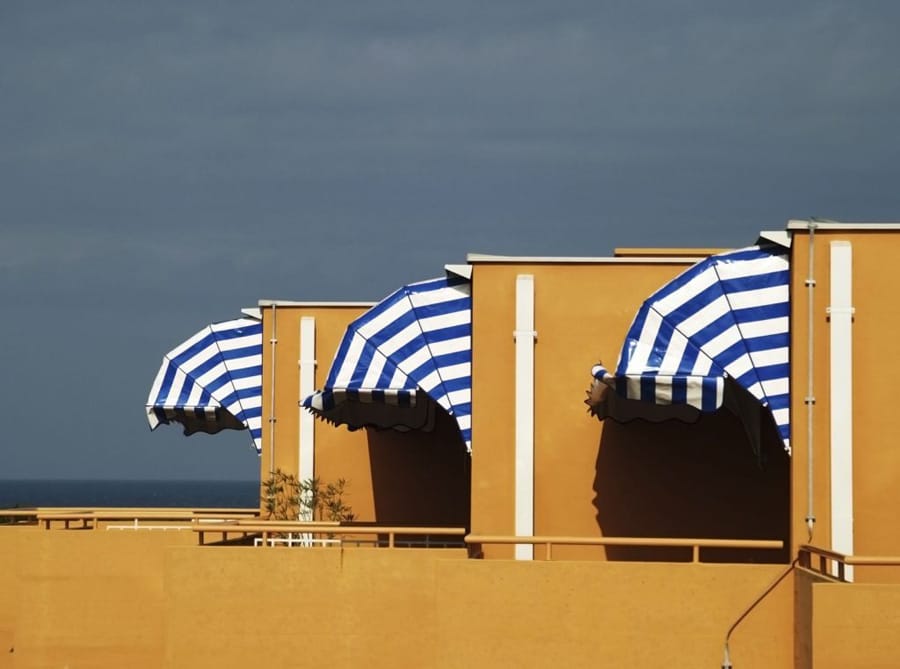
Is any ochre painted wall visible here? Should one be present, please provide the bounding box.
[163,548,792,668]
[3,527,798,669]
[5,529,196,669]
[794,567,830,669]
[470,262,690,555]
[790,230,900,574]
[0,527,25,669]
[164,546,467,668]
[470,261,791,559]
[260,305,372,509]
[810,582,900,668]
[261,304,470,527]
[163,543,792,669]
[435,560,793,669]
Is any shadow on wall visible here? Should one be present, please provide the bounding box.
[366,408,471,529]
[593,408,790,564]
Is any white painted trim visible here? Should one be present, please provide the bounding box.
[240,307,262,320]
[468,253,703,265]
[788,219,900,230]
[829,241,854,581]
[757,231,792,248]
[514,274,536,560]
[444,263,473,280]
[299,317,316,515]
[258,300,376,307]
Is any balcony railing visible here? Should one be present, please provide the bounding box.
[3,508,789,563]
[193,520,468,548]
[465,534,784,562]
[799,544,900,581]
[0,507,259,530]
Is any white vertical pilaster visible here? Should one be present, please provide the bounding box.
[514,275,536,560]
[299,317,317,520]
[829,241,854,580]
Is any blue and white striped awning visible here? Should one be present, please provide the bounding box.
[303,273,472,451]
[146,317,263,453]
[593,244,791,452]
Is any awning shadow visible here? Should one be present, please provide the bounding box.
[365,408,471,529]
[592,408,790,563]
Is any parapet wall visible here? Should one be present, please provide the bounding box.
[2,527,798,669]
[809,580,900,669]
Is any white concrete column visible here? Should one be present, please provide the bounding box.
[829,241,854,580]
[299,317,317,520]
[514,274,536,560]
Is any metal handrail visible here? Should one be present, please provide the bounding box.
[465,535,784,562]
[846,555,900,566]
[799,544,900,581]
[32,508,260,530]
[13,506,259,514]
[194,521,468,547]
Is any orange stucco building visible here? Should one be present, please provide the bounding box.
[258,299,471,527]
[3,221,900,668]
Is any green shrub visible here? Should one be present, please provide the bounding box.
[261,469,355,522]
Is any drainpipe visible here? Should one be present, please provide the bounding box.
[721,559,798,669]
[269,304,277,474]
[298,316,316,520]
[514,275,536,560]
[829,241,854,580]
[805,223,817,540]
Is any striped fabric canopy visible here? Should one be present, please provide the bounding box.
[146,318,263,453]
[303,274,472,451]
[593,244,791,452]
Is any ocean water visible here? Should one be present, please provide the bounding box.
[0,479,260,509]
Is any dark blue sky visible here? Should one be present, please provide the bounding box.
[2,1,899,480]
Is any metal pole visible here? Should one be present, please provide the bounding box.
[805,222,817,540]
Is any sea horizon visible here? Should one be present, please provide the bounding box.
[0,478,261,509]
